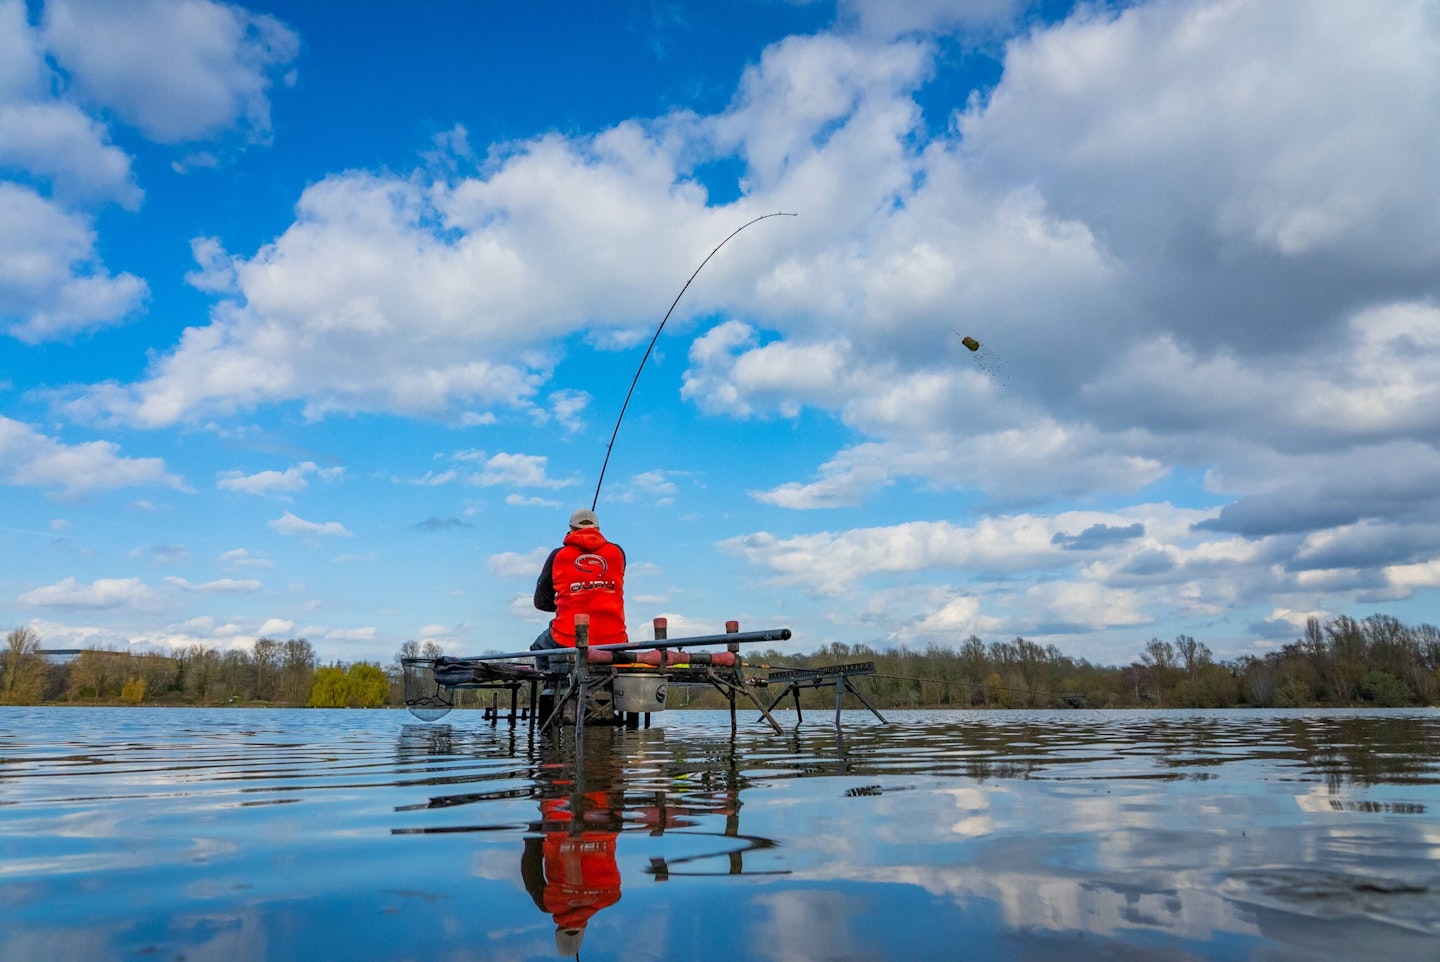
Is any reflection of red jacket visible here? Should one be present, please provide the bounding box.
[538,796,621,928]
[535,528,627,646]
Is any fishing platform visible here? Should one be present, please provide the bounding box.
[403,616,887,736]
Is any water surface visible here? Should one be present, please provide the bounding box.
[3,707,1438,961]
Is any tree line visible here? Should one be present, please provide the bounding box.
[685,613,1440,711]
[3,612,1438,710]
[0,629,393,708]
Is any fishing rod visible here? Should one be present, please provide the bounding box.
[416,628,793,665]
[590,211,796,510]
[762,667,1111,720]
[753,664,1081,703]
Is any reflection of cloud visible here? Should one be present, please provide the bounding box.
[869,786,993,846]
[471,846,516,882]
[982,865,1252,941]
[782,849,1261,944]
[753,764,1440,949]
[752,890,867,962]
[739,770,1352,945]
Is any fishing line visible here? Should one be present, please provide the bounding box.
[591,211,796,510]
[794,673,1105,717]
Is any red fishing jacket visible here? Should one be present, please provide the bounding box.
[535,528,628,647]
[537,794,622,929]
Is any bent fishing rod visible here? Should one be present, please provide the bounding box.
[591,211,796,510]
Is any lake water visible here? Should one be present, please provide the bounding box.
[2,707,1438,961]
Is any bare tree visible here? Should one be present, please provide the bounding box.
[394,639,443,670]
[1173,635,1212,680]
[178,645,220,702]
[253,638,281,701]
[2,627,47,704]
[278,638,317,704]
[1142,638,1177,670]
[1325,616,1366,702]
[1140,638,1177,705]
[69,649,128,700]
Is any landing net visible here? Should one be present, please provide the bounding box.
[402,658,454,721]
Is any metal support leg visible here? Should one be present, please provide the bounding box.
[843,675,888,723]
[713,669,784,735]
[726,621,740,735]
[572,617,589,755]
[760,682,802,725]
[746,685,785,735]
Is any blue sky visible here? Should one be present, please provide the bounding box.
[3,0,1439,668]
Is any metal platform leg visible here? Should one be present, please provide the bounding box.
[843,674,888,724]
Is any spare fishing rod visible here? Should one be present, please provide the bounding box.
[590,211,796,510]
[754,664,1087,706]
[754,665,1111,720]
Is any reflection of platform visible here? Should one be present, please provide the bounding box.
[759,661,888,724]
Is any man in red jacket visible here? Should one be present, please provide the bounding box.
[531,509,628,674]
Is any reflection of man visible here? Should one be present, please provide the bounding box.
[531,509,628,674]
[522,792,622,957]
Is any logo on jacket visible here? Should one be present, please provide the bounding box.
[574,553,608,574]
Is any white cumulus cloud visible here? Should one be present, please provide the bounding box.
[164,576,262,593]
[0,184,148,341]
[20,576,159,610]
[268,511,351,537]
[217,461,343,497]
[40,0,300,145]
[0,414,183,494]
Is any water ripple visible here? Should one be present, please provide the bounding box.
[2,707,1438,960]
